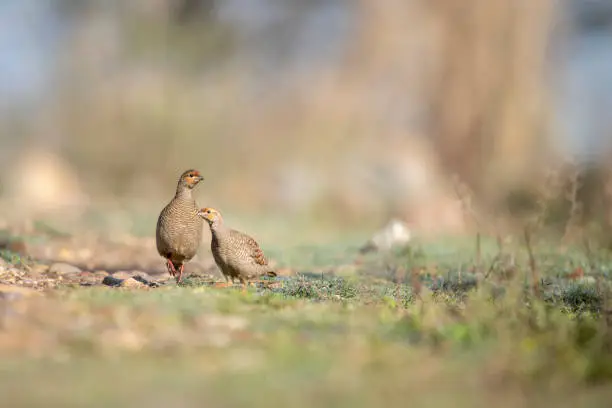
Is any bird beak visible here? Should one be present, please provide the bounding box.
[197,176,204,182]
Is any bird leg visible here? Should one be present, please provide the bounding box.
[239,279,253,293]
[166,259,177,277]
[176,264,185,283]
[213,276,233,288]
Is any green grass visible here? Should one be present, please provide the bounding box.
[3,236,612,407]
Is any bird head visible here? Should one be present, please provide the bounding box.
[179,169,204,189]
[197,207,222,225]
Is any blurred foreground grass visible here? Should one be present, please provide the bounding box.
[2,228,612,407]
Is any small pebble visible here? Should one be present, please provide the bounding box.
[48,262,82,275]
[120,277,147,288]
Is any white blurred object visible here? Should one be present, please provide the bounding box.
[6,148,89,215]
[360,218,411,254]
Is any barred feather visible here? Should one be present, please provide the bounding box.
[207,215,276,283]
[156,172,204,268]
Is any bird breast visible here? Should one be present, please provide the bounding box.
[157,198,203,259]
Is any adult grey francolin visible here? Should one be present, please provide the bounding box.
[156,169,204,283]
[197,207,276,289]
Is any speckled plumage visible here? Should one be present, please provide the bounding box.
[156,169,204,282]
[198,208,276,286]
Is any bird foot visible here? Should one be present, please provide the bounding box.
[239,282,255,293]
[176,264,185,283]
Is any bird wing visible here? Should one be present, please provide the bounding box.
[246,236,268,266]
[232,230,268,266]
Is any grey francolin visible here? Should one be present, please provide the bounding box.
[197,207,276,288]
[156,169,204,283]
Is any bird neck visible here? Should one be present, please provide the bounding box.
[174,185,193,200]
[210,219,228,236]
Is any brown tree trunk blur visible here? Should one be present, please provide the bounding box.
[169,0,216,24]
[424,0,555,200]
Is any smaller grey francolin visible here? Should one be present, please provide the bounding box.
[156,169,204,283]
[197,207,277,289]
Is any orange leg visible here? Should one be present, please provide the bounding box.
[213,276,234,288]
[239,279,252,293]
[166,259,177,277]
[176,264,185,283]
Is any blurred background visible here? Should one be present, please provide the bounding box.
[1,0,612,241]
